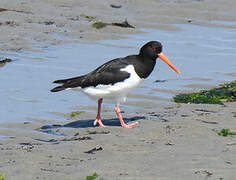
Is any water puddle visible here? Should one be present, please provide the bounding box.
[0,135,15,140]
[0,23,235,124]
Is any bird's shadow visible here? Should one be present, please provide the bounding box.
[41,116,145,130]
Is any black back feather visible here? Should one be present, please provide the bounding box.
[51,58,131,92]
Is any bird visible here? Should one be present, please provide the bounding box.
[51,41,180,128]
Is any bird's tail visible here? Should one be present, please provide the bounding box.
[50,76,85,92]
[50,86,67,92]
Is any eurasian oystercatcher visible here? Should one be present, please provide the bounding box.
[51,41,180,128]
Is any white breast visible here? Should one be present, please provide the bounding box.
[82,65,143,103]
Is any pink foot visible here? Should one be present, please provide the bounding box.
[93,118,106,128]
[121,121,139,128]
[115,105,139,128]
[93,98,106,127]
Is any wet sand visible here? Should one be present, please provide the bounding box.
[0,0,236,179]
[0,0,236,52]
[1,103,236,180]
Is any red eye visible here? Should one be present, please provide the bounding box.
[152,47,156,51]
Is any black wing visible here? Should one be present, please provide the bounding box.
[51,57,132,92]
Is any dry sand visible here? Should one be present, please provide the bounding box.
[0,0,236,179]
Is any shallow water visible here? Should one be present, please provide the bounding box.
[0,24,236,123]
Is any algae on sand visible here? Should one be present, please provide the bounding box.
[69,111,85,118]
[92,22,108,29]
[0,174,5,180]
[173,81,236,104]
[92,19,135,29]
[86,172,98,180]
[80,14,97,21]
[218,128,236,136]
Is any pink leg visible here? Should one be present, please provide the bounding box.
[93,98,106,127]
[115,105,139,128]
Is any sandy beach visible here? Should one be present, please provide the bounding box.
[0,0,236,179]
[0,0,236,53]
[1,103,236,180]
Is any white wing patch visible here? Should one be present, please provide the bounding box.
[82,65,143,103]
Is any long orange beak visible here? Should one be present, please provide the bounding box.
[158,52,180,74]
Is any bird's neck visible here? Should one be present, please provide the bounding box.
[133,54,156,79]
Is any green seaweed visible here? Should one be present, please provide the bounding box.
[86,172,98,180]
[219,80,236,91]
[92,22,108,29]
[69,111,84,118]
[0,58,12,67]
[173,81,236,104]
[86,129,110,135]
[86,129,94,134]
[111,19,135,28]
[0,174,5,180]
[92,19,135,29]
[173,92,223,104]
[218,128,236,136]
[80,14,96,21]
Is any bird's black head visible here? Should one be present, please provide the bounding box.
[139,41,163,60]
[139,41,180,74]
